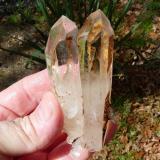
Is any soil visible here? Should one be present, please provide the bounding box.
[0,24,45,90]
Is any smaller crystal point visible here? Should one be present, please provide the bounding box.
[51,15,77,33]
[45,16,84,145]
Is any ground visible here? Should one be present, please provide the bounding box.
[0,24,45,90]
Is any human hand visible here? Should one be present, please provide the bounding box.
[0,70,89,160]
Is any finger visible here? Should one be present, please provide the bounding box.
[0,69,51,120]
[0,154,13,160]
[0,92,63,156]
[17,133,67,160]
[48,142,89,160]
[17,152,47,160]
[45,132,67,152]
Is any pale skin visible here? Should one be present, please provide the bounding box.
[0,69,89,160]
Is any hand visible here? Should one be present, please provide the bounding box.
[0,70,89,160]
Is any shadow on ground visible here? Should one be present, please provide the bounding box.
[112,58,160,104]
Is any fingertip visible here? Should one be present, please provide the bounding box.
[69,147,90,160]
[22,69,51,103]
[48,142,90,160]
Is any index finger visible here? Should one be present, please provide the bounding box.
[0,69,51,120]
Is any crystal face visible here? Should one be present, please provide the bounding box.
[45,10,115,152]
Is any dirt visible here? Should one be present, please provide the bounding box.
[91,94,160,160]
[0,24,45,90]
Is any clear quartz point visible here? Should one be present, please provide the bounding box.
[45,9,114,152]
[78,9,114,151]
[45,16,84,144]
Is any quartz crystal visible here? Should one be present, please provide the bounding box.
[78,9,115,151]
[45,10,116,152]
[45,16,84,144]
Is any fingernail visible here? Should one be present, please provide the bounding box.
[69,145,83,159]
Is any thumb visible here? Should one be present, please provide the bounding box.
[0,92,63,156]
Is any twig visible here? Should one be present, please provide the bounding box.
[0,46,45,64]
[10,35,44,53]
[34,26,48,43]
[133,48,146,61]
[151,44,160,55]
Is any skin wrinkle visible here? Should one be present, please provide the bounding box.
[0,121,26,155]
[0,104,19,120]
[15,117,38,152]
[11,120,32,152]
[27,116,39,142]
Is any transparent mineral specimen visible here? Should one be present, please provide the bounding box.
[45,10,115,152]
[78,9,114,151]
[45,16,84,145]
